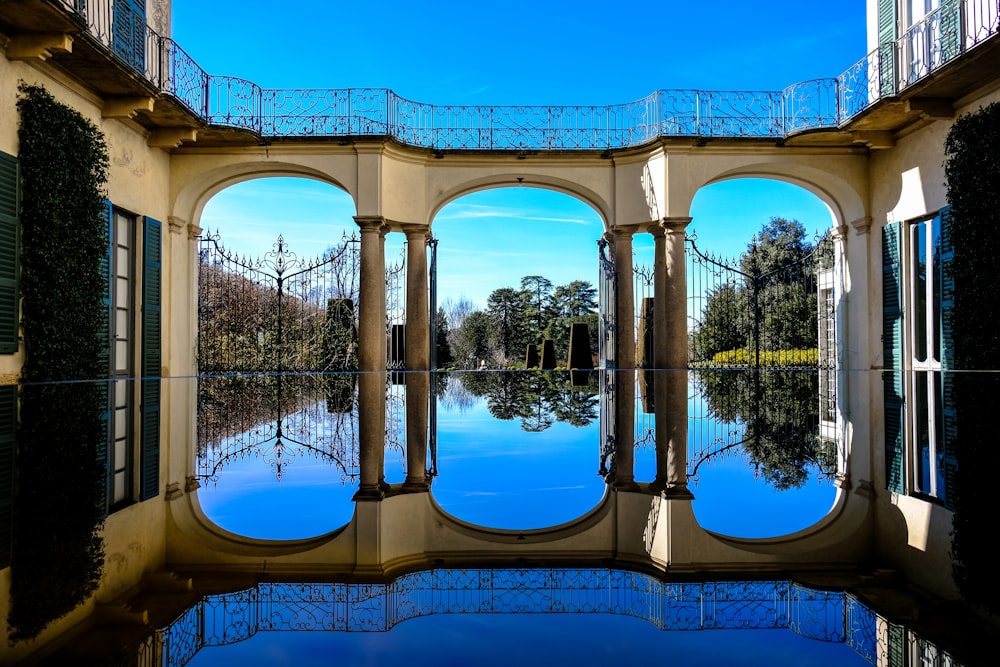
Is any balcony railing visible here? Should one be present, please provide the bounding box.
[52,0,1000,148]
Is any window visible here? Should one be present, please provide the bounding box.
[882,208,957,508]
[103,202,161,512]
[877,0,962,94]
[902,0,943,83]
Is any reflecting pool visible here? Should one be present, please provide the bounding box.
[196,370,838,540]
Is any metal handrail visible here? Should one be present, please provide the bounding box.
[49,0,1000,146]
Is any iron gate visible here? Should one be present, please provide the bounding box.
[681,228,839,489]
[195,233,406,482]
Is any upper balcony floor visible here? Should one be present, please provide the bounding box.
[1,0,999,152]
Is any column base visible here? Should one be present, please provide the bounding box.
[611,479,641,492]
[661,484,694,500]
[352,485,384,501]
[400,479,431,493]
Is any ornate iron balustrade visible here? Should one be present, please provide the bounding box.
[141,568,963,666]
[50,0,1000,146]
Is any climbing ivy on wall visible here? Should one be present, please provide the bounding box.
[9,83,109,642]
[944,101,1000,615]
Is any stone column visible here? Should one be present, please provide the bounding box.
[611,226,637,489]
[650,225,670,489]
[403,227,430,492]
[355,217,387,500]
[662,217,693,497]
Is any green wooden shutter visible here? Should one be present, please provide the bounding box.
[112,0,146,73]
[98,200,113,513]
[887,620,906,667]
[940,0,962,63]
[877,0,898,97]
[139,216,161,501]
[0,384,16,569]
[938,207,958,510]
[882,221,906,494]
[0,152,19,354]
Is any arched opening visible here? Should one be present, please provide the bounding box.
[635,177,842,538]
[193,176,369,540]
[427,186,608,529]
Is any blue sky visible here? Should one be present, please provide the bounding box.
[171,1,867,103]
[179,0,861,309]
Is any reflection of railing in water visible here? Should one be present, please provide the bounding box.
[145,568,961,666]
[196,373,360,483]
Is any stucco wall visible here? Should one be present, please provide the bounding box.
[0,45,172,660]
[867,84,1000,600]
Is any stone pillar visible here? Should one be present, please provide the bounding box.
[611,226,637,489]
[662,217,693,497]
[650,225,669,489]
[355,217,387,500]
[403,228,430,492]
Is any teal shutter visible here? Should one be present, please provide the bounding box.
[940,0,962,63]
[877,0,898,97]
[887,621,906,667]
[139,216,161,501]
[938,207,958,510]
[0,152,19,354]
[0,384,15,569]
[882,222,906,494]
[98,200,113,513]
[112,0,146,73]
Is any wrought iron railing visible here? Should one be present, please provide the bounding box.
[133,568,965,666]
[50,0,1000,145]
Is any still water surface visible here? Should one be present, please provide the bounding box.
[197,374,837,539]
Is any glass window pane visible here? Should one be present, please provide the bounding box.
[915,371,931,493]
[114,434,127,468]
[913,222,928,363]
[114,471,126,503]
[933,371,945,497]
[114,410,126,439]
[932,216,942,362]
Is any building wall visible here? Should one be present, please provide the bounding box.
[0,43,172,661]
[867,82,1000,599]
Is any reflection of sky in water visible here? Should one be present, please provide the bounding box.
[197,380,836,540]
[187,613,870,667]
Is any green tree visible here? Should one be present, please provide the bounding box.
[692,217,818,363]
[691,284,745,361]
[453,310,492,368]
[434,306,453,367]
[486,287,528,363]
[519,275,553,343]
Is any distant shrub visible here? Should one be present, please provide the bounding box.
[710,348,818,367]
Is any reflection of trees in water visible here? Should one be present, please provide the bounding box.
[692,368,835,490]
[196,373,360,483]
[450,370,599,432]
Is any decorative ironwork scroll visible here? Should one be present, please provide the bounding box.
[148,568,960,666]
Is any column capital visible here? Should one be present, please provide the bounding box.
[831,223,850,241]
[659,216,693,234]
[646,223,666,238]
[168,216,187,235]
[849,216,872,236]
[611,224,641,240]
[354,216,388,234]
[187,222,202,241]
[400,223,431,242]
